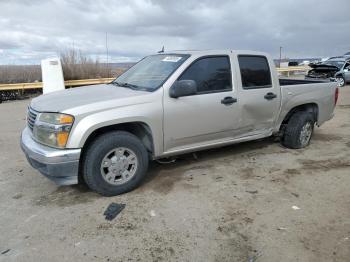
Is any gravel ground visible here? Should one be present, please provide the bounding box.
[0,86,349,262]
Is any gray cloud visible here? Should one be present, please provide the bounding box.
[0,0,350,64]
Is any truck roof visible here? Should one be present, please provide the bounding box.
[160,49,270,57]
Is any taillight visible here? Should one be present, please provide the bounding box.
[335,87,339,106]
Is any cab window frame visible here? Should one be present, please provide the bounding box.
[176,55,233,95]
[238,55,273,90]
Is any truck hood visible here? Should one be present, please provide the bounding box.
[309,63,340,70]
[31,84,150,113]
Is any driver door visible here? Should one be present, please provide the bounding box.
[163,55,240,153]
[343,62,350,82]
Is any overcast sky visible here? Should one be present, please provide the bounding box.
[1,0,349,64]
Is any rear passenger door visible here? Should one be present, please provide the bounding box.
[236,55,281,136]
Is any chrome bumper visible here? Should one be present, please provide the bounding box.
[20,127,81,185]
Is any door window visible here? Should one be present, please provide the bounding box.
[178,56,232,94]
[238,55,272,89]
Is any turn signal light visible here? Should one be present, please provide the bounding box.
[57,132,69,147]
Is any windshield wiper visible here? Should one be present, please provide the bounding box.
[111,81,140,89]
[111,81,149,91]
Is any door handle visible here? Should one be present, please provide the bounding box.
[264,92,277,100]
[221,96,237,105]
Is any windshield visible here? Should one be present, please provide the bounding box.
[112,54,190,91]
[322,60,345,68]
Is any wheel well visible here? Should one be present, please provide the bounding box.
[78,122,154,184]
[82,122,154,154]
[334,73,344,78]
[280,103,318,133]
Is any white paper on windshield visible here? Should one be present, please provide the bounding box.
[162,56,182,62]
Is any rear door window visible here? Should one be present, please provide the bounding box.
[238,55,272,89]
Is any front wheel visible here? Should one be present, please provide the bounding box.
[282,111,315,149]
[82,131,149,196]
[336,76,345,87]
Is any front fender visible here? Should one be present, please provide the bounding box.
[334,72,344,78]
[66,102,163,156]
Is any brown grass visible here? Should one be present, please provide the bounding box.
[0,49,126,84]
[0,65,41,84]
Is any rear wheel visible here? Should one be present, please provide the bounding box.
[282,111,315,149]
[83,131,149,196]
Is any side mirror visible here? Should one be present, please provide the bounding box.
[169,80,197,98]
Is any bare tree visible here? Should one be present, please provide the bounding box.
[60,48,113,80]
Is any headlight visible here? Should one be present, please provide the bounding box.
[33,113,74,148]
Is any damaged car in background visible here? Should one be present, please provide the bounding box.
[306,56,350,86]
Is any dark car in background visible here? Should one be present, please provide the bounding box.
[306,56,350,86]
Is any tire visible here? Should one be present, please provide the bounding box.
[336,76,345,87]
[282,111,315,149]
[82,131,149,196]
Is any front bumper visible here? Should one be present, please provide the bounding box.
[20,127,81,185]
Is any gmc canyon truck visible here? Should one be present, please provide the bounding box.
[21,50,338,196]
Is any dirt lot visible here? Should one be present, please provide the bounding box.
[0,87,349,262]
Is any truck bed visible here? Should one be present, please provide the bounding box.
[278,79,337,128]
[279,78,327,86]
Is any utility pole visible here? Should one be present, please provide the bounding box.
[105,32,109,77]
[279,46,282,68]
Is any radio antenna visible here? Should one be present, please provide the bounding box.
[158,46,165,53]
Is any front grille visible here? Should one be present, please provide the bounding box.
[27,107,38,131]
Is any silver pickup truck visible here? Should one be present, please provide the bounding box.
[21,50,338,196]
